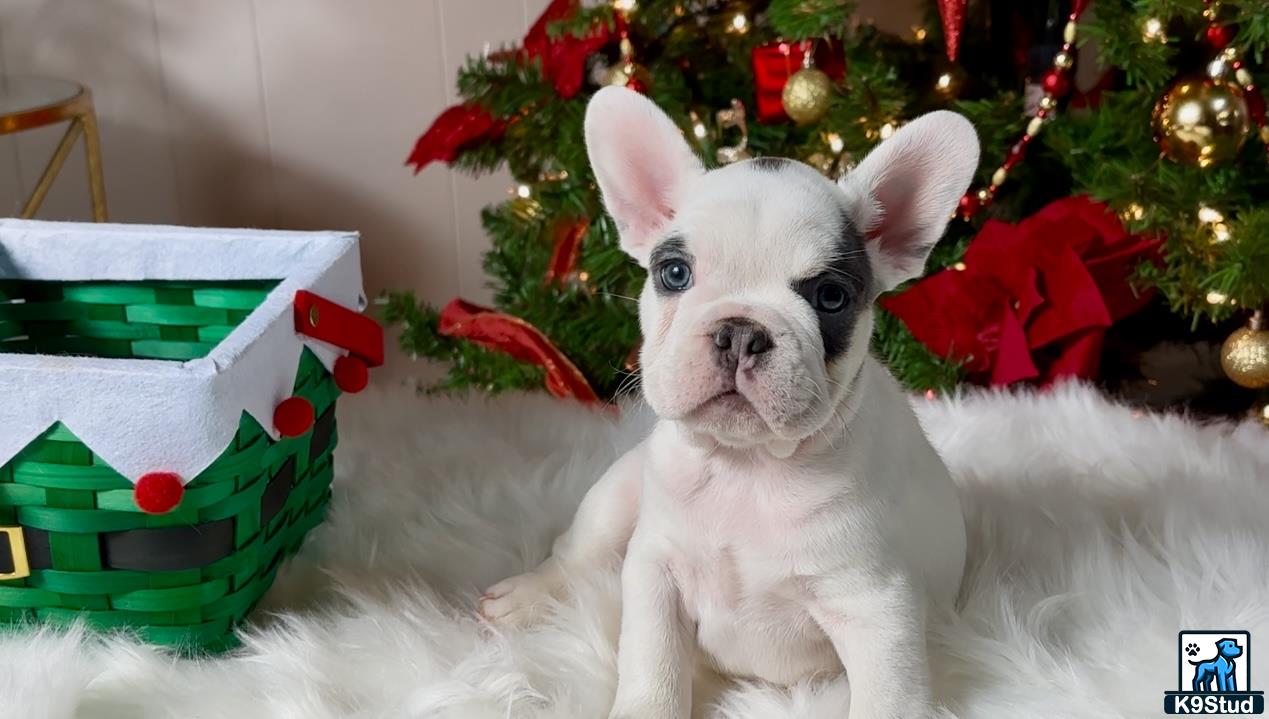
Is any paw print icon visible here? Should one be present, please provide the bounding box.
[1185,643,1201,657]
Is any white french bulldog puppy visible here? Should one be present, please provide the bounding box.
[480,86,978,719]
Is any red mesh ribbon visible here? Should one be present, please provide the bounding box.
[750,40,846,124]
[882,196,1161,387]
[438,298,600,404]
[544,217,590,285]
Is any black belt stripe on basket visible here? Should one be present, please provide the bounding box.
[0,405,335,576]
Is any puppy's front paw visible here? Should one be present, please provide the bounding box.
[478,570,564,626]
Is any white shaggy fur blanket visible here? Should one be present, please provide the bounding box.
[2,385,1268,719]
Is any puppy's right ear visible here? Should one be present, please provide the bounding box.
[585,87,703,266]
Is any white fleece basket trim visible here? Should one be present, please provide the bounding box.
[0,219,366,485]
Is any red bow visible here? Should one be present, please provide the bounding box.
[881,196,1160,386]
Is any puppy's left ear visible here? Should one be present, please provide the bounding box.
[586,86,704,266]
[838,111,979,291]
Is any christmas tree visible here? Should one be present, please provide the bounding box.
[386,0,1269,417]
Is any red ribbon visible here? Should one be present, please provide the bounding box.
[544,217,590,285]
[438,298,600,404]
[882,196,1161,386]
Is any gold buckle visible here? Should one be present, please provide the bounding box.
[0,527,30,581]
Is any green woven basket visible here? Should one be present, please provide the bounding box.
[0,279,340,652]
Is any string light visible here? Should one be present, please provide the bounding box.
[1207,290,1229,305]
[1198,205,1225,224]
[612,0,637,12]
[693,122,707,139]
[515,184,532,199]
[826,132,844,154]
[952,262,968,271]
[879,122,897,140]
[935,73,953,92]
[730,12,748,33]
[1142,17,1166,43]
[912,26,928,42]
[1123,203,1146,222]
[1211,223,1232,243]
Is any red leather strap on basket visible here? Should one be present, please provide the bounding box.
[294,290,384,367]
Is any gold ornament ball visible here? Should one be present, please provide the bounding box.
[1221,324,1269,389]
[782,67,833,126]
[805,152,834,175]
[1152,73,1251,168]
[606,60,652,91]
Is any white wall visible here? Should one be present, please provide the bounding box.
[0,0,918,383]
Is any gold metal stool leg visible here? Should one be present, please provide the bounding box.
[81,107,108,221]
[19,118,83,220]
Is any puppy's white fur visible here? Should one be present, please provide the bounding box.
[481,87,979,719]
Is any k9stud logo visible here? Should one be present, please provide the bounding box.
[1165,631,1264,714]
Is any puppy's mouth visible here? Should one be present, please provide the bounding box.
[685,387,760,421]
[697,390,752,411]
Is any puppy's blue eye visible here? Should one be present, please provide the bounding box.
[814,282,849,313]
[657,259,693,292]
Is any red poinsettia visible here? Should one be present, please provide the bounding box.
[406,104,505,174]
[407,0,620,173]
[881,195,1160,386]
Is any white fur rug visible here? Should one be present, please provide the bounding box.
[2,384,1268,719]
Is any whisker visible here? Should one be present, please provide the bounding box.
[598,292,639,304]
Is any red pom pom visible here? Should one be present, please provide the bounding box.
[1041,70,1070,97]
[1206,24,1233,50]
[333,355,370,393]
[274,396,315,437]
[134,472,185,514]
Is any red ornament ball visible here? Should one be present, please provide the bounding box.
[333,355,370,393]
[1206,24,1234,50]
[1041,70,1070,97]
[957,193,980,218]
[134,472,185,514]
[274,396,315,437]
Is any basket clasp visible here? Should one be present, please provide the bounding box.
[0,526,30,581]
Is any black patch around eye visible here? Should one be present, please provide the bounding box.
[649,236,695,297]
[791,212,872,362]
[748,157,793,172]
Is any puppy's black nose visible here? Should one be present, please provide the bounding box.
[713,318,773,369]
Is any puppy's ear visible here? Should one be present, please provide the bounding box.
[838,111,979,291]
[585,86,704,265]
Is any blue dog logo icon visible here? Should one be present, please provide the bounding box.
[1191,638,1244,693]
[1166,631,1264,714]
